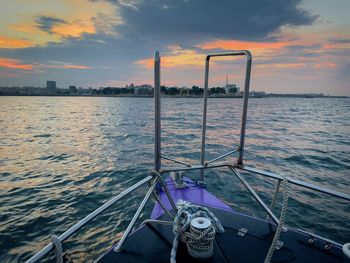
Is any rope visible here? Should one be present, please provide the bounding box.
[63,252,74,263]
[264,177,289,263]
[170,200,224,263]
[343,243,350,259]
[51,235,63,263]
[184,219,216,251]
[153,190,175,220]
[149,170,178,219]
[151,170,178,211]
[148,171,224,262]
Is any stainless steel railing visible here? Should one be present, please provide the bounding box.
[28,51,163,263]
[159,162,350,247]
[27,51,163,263]
[154,51,253,182]
[154,51,161,172]
[154,50,349,248]
[200,51,252,182]
[27,175,155,263]
[27,161,349,262]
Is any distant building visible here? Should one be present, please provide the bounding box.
[46,81,56,90]
[69,86,77,95]
[135,84,153,95]
[226,84,240,94]
[22,86,44,95]
[224,75,240,94]
[179,87,189,96]
[0,86,21,95]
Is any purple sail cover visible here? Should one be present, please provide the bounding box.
[151,177,232,219]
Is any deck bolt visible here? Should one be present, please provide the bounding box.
[308,237,315,244]
[276,240,284,250]
[238,227,247,236]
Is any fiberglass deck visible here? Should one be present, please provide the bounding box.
[97,207,349,263]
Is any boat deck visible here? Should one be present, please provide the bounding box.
[97,207,349,262]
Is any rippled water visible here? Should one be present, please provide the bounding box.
[0,96,349,262]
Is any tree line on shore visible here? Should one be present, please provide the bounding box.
[98,85,228,95]
[0,85,236,96]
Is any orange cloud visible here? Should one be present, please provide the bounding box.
[0,58,33,70]
[314,62,336,69]
[33,62,92,69]
[323,43,350,49]
[0,0,118,48]
[136,49,205,68]
[63,64,91,69]
[323,43,337,49]
[0,59,90,71]
[136,39,307,69]
[136,44,267,69]
[0,36,33,48]
[256,63,306,69]
[9,24,37,34]
[51,20,95,38]
[199,40,291,51]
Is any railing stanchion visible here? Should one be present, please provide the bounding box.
[229,166,280,225]
[114,177,158,252]
[154,51,161,172]
[200,56,210,182]
[237,51,252,166]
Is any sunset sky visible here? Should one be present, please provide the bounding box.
[0,0,349,95]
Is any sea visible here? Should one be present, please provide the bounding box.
[0,96,349,262]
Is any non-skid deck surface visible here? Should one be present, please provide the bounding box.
[97,208,349,263]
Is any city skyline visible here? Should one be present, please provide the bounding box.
[3,79,345,99]
[0,0,350,96]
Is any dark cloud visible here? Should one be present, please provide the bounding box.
[0,32,153,87]
[331,38,350,44]
[286,44,321,50]
[12,0,319,68]
[111,0,317,41]
[0,0,324,89]
[17,33,152,62]
[35,16,67,33]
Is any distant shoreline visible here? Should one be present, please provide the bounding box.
[0,94,348,98]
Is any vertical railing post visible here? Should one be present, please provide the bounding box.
[200,56,210,182]
[237,51,252,166]
[114,177,158,252]
[154,51,161,171]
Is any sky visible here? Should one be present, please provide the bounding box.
[0,0,349,95]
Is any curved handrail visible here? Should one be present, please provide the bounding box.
[200,51,253,182]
